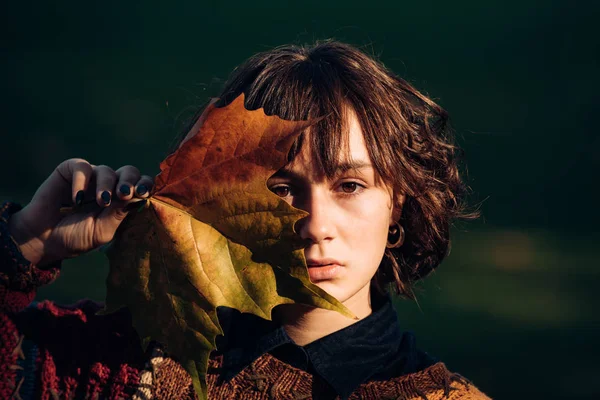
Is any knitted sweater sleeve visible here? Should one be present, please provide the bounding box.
[0,201,150,400]
[0,201,61,399]
[0,201,61,314]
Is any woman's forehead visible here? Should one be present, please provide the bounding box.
[287,114,371,174]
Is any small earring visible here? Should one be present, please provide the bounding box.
[386,222,405,248]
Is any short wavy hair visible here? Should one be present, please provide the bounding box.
[190,40,477,298]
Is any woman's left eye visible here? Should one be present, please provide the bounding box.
[340,182,361,194]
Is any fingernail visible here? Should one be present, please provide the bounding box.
[75,191,84,206]
[136,185,148,196]
[119,185,131,196]
[101,191,111,205]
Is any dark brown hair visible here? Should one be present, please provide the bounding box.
[188,40,477,298]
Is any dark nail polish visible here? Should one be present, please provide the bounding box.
[101,191,111,205]
[75,190,84,206]
[136,185,148,196]
[119,185,131,196]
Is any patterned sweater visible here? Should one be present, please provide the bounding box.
[0,202,491,399]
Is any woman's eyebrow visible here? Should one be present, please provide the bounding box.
[271,161,372,180]
[270,168,303,180]
[334,161,372,173]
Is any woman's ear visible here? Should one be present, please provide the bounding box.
[390,192,405,225]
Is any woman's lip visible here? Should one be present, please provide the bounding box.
[307,264,342,282]
[306,258,342,266]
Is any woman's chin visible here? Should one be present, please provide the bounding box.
[312,280,347,302]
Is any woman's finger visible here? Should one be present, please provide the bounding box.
[69,159,94,205]
[53,158,94,205]
[115,165,141,201]
[94,165,118,207]
[134,175,154,198]
[91,201,130,245]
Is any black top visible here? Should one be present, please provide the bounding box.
[215,293,436,400]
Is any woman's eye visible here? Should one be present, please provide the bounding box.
[340,182,359,193]
[270,185,290,197]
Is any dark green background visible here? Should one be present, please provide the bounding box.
[2,1,599,399]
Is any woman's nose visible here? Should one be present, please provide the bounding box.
[293,191,335,244]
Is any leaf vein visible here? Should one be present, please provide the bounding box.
[188,215,227,305]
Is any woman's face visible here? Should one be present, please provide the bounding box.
[268,111,398,306]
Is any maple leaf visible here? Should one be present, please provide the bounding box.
[102,94,355,399]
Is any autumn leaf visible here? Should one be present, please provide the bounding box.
[102,94,355,399]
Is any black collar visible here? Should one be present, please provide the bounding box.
[215,293,411,399]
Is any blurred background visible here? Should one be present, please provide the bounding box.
[2,1,599,398]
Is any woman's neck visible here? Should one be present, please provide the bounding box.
[275,284,373,346]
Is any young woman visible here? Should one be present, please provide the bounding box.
[1,41,490,399]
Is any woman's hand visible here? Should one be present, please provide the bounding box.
[8,158,153,267]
